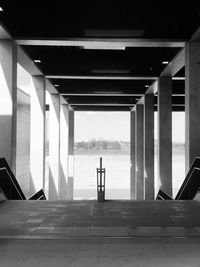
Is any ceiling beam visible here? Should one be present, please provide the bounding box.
[61,93,184,97]
[172,77,185,80]
[61,93,144,96]
[68,103,134,106]
[47,75,184,81]
[16,38,186,47]
[46,75,158,80]
[72,103,185,107]
[71,106,131,111]
[160,48,185,77]
[171,94,185,97]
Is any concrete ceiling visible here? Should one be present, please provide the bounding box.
[0,1,199,111]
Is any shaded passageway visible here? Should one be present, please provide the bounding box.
[1,1,200,266]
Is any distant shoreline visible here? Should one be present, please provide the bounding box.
[75,143,185,156]
[75,148,130,155]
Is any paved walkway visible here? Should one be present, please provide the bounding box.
[1,200,200,238]
[1,200,200,266]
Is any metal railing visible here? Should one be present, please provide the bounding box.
[156,189,173,200]
[0,157,46,200]
[175,157,200,199]
[156,157,200,200]
[29,189,46,200]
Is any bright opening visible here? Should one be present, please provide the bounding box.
[74,112,130,200]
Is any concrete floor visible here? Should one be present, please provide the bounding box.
[1,200,200,266]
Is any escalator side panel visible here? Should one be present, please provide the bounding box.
[156,189,173,200]
[0,158,26,200]
[178,167,200,200]
[175,157,200,200]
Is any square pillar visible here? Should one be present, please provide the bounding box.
[30,76,45,194]
[157,76,172,196]
[0,41,17,173]
[144,93,155,199]
[48,94,60,200]
[185,43,200,172]
[130,109,136,199]
[59,101,69,200]
[135,104,144,200]
[68,109,74,200]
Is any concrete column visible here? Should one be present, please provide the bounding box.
[185,43,200,172]
[59,101,69,200]
[144,93,155,199]
[157,76,172,196]
[48,94,60,200]
[0,41,17,173]
[130,109,136,199]
[68,109,74,200]
[30,76,45,194]
[135,104,144,200]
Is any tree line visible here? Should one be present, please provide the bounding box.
[75,139,126,150]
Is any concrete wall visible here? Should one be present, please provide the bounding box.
[16,89,31,198]
[0,41,17,170]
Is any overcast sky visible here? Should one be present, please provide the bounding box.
[75,112,130,141]
[75,112,185,143]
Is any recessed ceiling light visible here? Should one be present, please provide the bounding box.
[162,61,169,64]
[34,59,41,63]
[54,84,59,87]
[135,98,139,101]
[145,85,150,88]
[0,7,3,11]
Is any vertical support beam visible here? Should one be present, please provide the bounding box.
[59,101,69,200]
[48,94,60,200]
[68,109,74,200]
[157,76,172,196]
[130,109,136,199]
[30,76,45,194]
[185,43,200,172]
[135,104,144,200]
[144,93,155,199]
[0,40,17,173]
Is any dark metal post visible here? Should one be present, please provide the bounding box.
[97,157,105,202]
[100,157,102,191]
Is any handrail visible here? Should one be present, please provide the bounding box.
[156,189,173,200]
[0,157,46,200]
[0,158,26,199]
[175,157,200,199]
[177,167,200,200]
[156,158,200,200]
[29,189,46,200]
[0,167,25,200]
